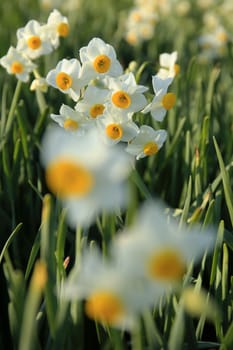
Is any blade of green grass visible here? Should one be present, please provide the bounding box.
[0,223,23,265]
[213,137,233,227]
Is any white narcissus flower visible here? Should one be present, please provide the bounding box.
[79,37,123,81]
[50,104,93,134]
[16,20,53,60]
[198,25,229,62]
[126,125,167,159]
[125,7,157,46]
[96,107,139,146]
[142,76,176,121]
[40,126,132,228]
[111,200,215,293]
[75,85,110,119]
[156,51,180,79]
[0,46,36,82]
[46,9,69,49]
[46,58,87,101]
[62,248,146,330]
[105,72,148,114]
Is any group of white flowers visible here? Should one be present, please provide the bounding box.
[41,36,179,227]
[124,0,230,62]
[0,9,69,82]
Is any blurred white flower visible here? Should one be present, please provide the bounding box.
[62,248,145,329]
[198,25,229,62]
[111,200,215,290]
[125,7,157,46]
[40,125,132,227]
[0,46,36,82]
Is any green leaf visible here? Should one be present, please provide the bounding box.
[0,223,23,265]
[213,137,233,227]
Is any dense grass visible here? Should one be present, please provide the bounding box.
[0,1,233,349]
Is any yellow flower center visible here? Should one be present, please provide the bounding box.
[56,72,73,90]
[143,141,159,156]
[27,35,42,50]
[89,104,105,118]
[147,248,186,281]
[93,54,111,73]
[57,22,69,37]
[45,159,94,198]
[112,91,131,109]
[105,123,123,140]
[11,61,24,74]
[161,92,176,110]
[174,63,180,76]
[85,291,124,325]
[63,119,78,131]
[217,31,228,43]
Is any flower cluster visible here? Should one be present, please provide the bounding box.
[198,12,229,62]
[39,37,178,227]
[124,0,231,62]
[0,9,69,82]
[124,0,191,47]
[124,0,158,46]
[45,37,177,160]
[62,200,215,329]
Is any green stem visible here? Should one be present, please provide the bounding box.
[5,80,22,135]
[131,321,143,350]
[75,225,83,267]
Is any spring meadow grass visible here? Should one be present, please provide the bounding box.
[0,0,233,349]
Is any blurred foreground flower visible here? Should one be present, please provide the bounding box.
[62,248,151,330]
[111,200,215,291]
[40,125,133,228]
[62,199,215,329]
